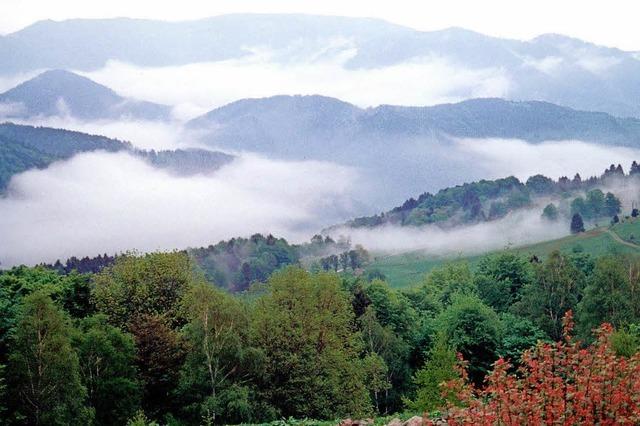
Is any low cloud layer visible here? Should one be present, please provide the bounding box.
[0,152,358,266]
[2,116,639,266]
[80,51,510,120]
[10,116,193,151]
[330,209,569,257]
[454,138,640,181]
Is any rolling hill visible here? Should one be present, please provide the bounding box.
[189,95,640,150]
[188,95,640,208]
[368,222,640,288]
[0,123,233,191]
[0,69,172,120]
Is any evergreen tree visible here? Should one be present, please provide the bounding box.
[542,203,559,221]
[571,213,585,234]
[605,192,622,216]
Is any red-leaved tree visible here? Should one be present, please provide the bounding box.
[433,311,640,425]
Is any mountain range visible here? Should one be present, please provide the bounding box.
[2,14,640,117]
[0,69,171,120]
[4,69,640,208]
[188,94,640,206]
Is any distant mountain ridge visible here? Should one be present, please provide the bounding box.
[0,70,172,120]
[187,94,640,209]
[189,95,640,153]
[2,14,640,116]
[0,123,233,191]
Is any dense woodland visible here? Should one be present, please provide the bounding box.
[345,163,634,228]
[3,245,640,424]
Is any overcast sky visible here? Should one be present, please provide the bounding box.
[1,0,639,51]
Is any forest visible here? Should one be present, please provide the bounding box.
[344,163,633,228]
[3,245,640,424]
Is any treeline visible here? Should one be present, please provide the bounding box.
[346,162,638,228]
[2,248,640,424]
[188,234,300,292]
[47,234,357,293]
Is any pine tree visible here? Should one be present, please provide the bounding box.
[571,213,585,234]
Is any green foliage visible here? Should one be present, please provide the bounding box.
[357,305,411,414]
[542,203,559,221]
[405,333,459,413]
[92,251,196,328]
[0,363,6,418]
[571,213,585,233]
[189,234,300,292]
[361,352,391,413]
[0,123,128,191]
[129,314,185,419]
[475,252,532,312]
[611,324,640,357]
[364,280,419,337]
[526,174,556,194]
[252,267,371,419]
[516,251,584,340]
[126,411,160,426]
[498,313,547,363]
[7,291,93,425]
[436,294,501,385]
[72,314,141,426]
[577,256,640,338]
[177,282,259,424]
[571,190,621,221]
[420,262,476,307]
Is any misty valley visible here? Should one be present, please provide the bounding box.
[2,10,640,426]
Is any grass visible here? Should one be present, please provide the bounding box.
[367,221,640,289]
[611,217,640,243]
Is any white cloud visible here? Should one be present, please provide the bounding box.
[10,116,193,151]
[522,56,564,74]
[576,54,622,74]
[0,101,25,117]
[453,138,640,181]
[0,152,358,266]
[330,209,568,256]
[80,53,510,118]
[0,70,42,92]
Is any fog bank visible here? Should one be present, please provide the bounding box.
[0,152,358,266]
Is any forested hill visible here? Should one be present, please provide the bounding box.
[0,123,233,191]
[189,96,640,157]
[0,123,128,189]
[0,70,172,120]
[341,162,636,229]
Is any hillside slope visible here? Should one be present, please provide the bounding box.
[0,123,233,191]
[370,223,640,288]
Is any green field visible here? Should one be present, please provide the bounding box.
[367,222,640,289]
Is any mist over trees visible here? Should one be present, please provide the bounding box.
[345,163,629,230]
